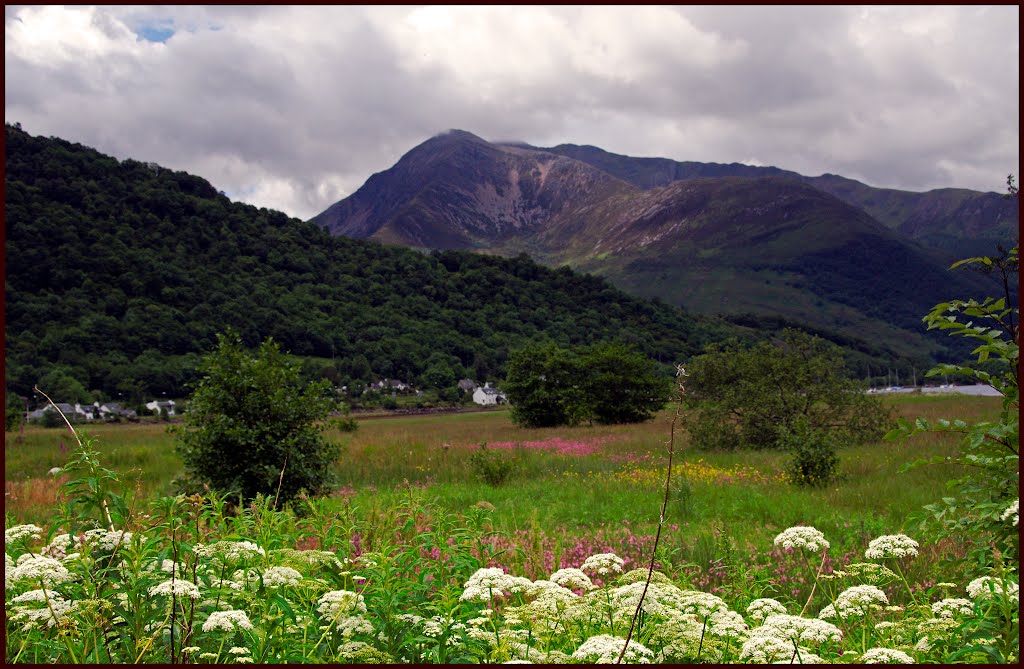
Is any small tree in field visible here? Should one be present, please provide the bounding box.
[684,328,891,484]
[174,331,338,506]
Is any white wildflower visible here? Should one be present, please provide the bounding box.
[747,598,788,623]
[8,555,73,586]
[865,534,919,560]
[1001,499,1018,526]
[335,615,374,637]
[149,579,202,599]
[914,637,932,652]
[966,576,1019,601]
[317,590,367,619]
[236,658,253,664]
[10,591,78,629]
[261,566,303,587]
[181,646,201,654]
[740,633,796,663]
[581,552,625,575]
[773,649,824,664]
[229,646,250,654]
[862,647,915,663]
[82,528,132,551]
[5,524,43,545]
[761,614,843,645]
[819,584,888,619]
[194,540,265,562]
[460,567,518,602]
[773,526,829,552]
[708,609,748,638]
[202,609,254,632]
[5,553,13,571]
[931,598,974,618]
[549,568,594,590]
[678,590,729,617]
[572,634,653,663]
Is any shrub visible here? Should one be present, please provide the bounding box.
[888,242,1018,576]
[173,331,339,506]
[468,443,517,486]
[779,418,840,487]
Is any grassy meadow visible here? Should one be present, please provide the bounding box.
[5,394,999,584]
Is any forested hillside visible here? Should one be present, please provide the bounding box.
[4,124,732,404]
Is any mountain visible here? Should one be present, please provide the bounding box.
[3,124,735,403]
[534,142,1018,257]
[312,131,1014,365]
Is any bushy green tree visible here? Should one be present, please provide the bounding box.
[504,342,589,428]
[174,331,338,505]
[684,328,891,457]
[503,341,669,427]
[582,342,672,425]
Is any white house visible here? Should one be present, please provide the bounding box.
[472,383,506,406]
[145,399,176,416]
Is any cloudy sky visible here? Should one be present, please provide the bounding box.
[5,5,1019,220]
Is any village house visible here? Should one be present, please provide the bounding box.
[472,382,507,406]
[144,399,177,417]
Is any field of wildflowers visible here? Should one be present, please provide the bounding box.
[4,394,1018,663]
[5,487,1018,663]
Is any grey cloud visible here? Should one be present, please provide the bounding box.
[4,5,1018,218]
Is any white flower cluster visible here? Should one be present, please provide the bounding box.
[841,562,898,584]
[202,609,255,632]
[966,576,1019,601]
[819,585,888,619]
[335,614,374,638]
[1001,499,1018,527]
[261,566,303,587]
[5,524,43,545]
[746,598,788,623]
[865,534,919,560]
[82,528,133,552]
[931,598,974,618]
[317,590,367,619]
[194,540,266,562]
[9,589,78,630]
[581,552,625,575]
[148,579,202,599]
[760,614,843,645]
[549,568,594,590]
[571,634,653,664]
[862,647,915,664]
[460,567,521,602]
[708,609,748,638]
[7,555,73,586]
[677,590,729,617]
[773,526,830,552]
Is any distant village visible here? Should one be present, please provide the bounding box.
[21,379,507,425]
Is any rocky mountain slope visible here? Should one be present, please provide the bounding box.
[313,130,1014,365]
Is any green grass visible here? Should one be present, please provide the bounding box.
[6,395,999,565]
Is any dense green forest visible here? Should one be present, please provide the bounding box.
[5,124,740,404]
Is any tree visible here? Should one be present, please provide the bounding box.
[581,342,672,424]
[503,341,670,428]
[683,328,891,458]
[174,331,338,505]
[503,342,590,428]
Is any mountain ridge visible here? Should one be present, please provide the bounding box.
[312,130,1014,364]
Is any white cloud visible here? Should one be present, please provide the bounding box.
[4,5,1019,219]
